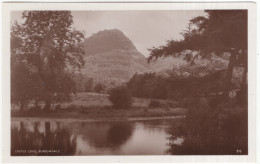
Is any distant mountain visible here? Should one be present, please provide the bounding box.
[76,29,229,92]
[83,29,137,56]
[77,29,150,91]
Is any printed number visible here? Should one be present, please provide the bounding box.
[236,149,242,154]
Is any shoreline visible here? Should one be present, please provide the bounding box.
[11,115,186,122]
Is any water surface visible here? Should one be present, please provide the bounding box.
[11,118,184,155]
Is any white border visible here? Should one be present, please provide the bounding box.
[2,2,257,163]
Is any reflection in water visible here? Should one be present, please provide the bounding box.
[11,119,172,155]
[75,122,133,149]
[11,121,76,156]
[73,121,169,155]
[107,122,133,147]
[11,117,247,155]
[165,118,248,155]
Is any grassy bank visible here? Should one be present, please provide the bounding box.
[11,106,187,120]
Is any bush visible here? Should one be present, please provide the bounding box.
[94,83,104,93]
[149,100,161,108]
[108,86,132,109]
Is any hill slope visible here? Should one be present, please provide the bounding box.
[77,29,150,91]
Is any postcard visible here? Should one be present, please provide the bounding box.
[1,2,257,163]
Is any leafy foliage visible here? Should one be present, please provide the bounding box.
[11,11,85,110]
[147,10,248,104]
[84,77,94,92]
[127,73,168,99]
[146,10,248,155]
[127,71,227,100]
[108,86,132,109]
[11,62,44,110]
[148,10,247,64]
[166,99,248,155]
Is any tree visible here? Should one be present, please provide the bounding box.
[11,61,43,111]
[108,86,132,109]
[127,73,168,99]
[94,83,104,93]
[85,78,94,92]
[148,10,247,98]
[11,11,85,110]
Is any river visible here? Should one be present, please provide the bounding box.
[11,116,247,156]
[11,118,185,155]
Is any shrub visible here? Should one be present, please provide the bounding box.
[149,100,161,108]
[94,83,104,93]
[108,86,132,109]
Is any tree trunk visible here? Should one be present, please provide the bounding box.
[45,122,51,148]
[44,99,51,111]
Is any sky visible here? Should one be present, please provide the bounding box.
[11,10,206,57]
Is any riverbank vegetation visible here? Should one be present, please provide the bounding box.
[11,92,186,119]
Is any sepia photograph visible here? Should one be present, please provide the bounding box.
[1,2,258,163]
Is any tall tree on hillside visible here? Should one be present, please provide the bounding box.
[11,11,85,110]
[148,10,247,98]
